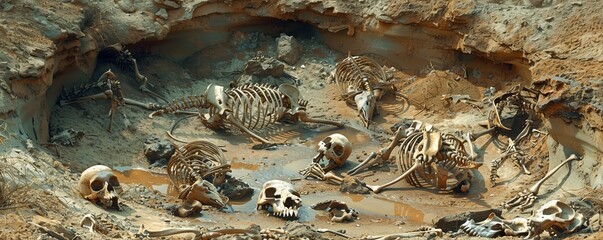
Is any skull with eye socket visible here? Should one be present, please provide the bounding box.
[313,133,352,172]
[78,165,122,210]
[256,180,302,219]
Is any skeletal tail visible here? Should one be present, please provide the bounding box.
[149,95,204,118]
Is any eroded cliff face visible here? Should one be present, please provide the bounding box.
[0,1,601,185]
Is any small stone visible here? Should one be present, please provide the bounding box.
[545,17,554,22]
[156,8,168,20]
[143,137,176,165]
[276,34,302,65]
[301,64,306,69]
[571,2,582,6]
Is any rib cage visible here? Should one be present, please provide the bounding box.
[334,55,386,100]
[488,85,540,128]
[224,83,286,130]
[395,131,480,191]
[167,140,231,188]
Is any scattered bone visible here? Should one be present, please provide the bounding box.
[461,212,529,237]
[317,228,352,238]
[177,179,228,209]
[150,83,343,144]
[311,200,358,222]
[348,121,481,193]
[30,215,79,240]
[136,224,260,239]
[79,213,125,237]
[462,200,586,238]
[60,70,161,132]
[174,199,203,218]
[98,43,165,101]
[504,154,581,211]
[257,180,302,219]
[300,163,343,185]
[334,53,392,127]
[78,165,122,210]
[361,226,443,239]
[312,133,352,172]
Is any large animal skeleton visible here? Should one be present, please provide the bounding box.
[167,140,232,208]
[347,121,482,193]
[150,83,344,144]
[60,70,160,132]
[334,53,391,127]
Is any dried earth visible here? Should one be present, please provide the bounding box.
[0,0,602,239]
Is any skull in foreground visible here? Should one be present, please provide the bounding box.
[78,165,122,210]
[256,180,302,219]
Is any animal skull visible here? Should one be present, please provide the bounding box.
[354,90,376,127]
[256,180,301,219]
[530,200,585,237]
[78,165,122,210]
[313,133,352,172]
[179,179,228,209]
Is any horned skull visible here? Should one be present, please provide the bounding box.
[179,179,228,209]
[78,165,122,210]
[354,90,376,128]
[313,133,352,172]
[256,180,301,219]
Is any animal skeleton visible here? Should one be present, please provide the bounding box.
[334,53,391,127]
[347,121,482,193]
[150,83,343,144]
[300,162,344,185]
[98,43,165,101]
[504,154,581,211]
[60,70,161,132]
[167,140,231,208]
[311,200,358,222]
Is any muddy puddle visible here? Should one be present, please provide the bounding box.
[225,190,429,223]
[113,167,179,197]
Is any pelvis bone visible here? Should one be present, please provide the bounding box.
[78,165,122,210]
[256,180,302,219]
[313,133,352,172]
